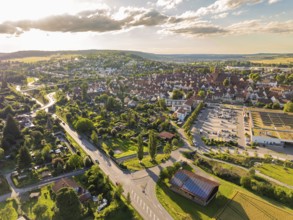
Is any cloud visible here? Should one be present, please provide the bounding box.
[0,8,172,35]
[156,0,183,10]
[193,0,263,17]
[212,12,229,19]
[268,0,281,4]
[162,19,293,37]
[161,20,228,36]
[227,19,293,34]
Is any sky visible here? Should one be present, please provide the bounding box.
[0,0,292,54]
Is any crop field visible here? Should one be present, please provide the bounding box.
[250,57,293,64]
[8,54,79,63]
[216,191,293,220]
[250,109,293,140]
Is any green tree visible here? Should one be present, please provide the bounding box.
[137,134,144,162]
[186,91,194,99]
[272,102,280,109]
[67,154,83,170]
[33,203,49,220]
[81,82,88,100]
[249,73,260,83]
[0,105,14,118]
[172,138,179,147]
[223,78,229,87]
[3,114,21,140]
[0,148,4,159]
[55,188,82,220]
[276,74,285,83]
[126,192,131,204]
[0,202,18,220]
[148,131,157,162]
[75,118,94,133]
[41,145,52,162]
[163,142,172,155]
[172,90,184,99]
[17,146,32,170]
[240,176,251,189]
[197,90,205,98]
[158,99,167,110]
[284,101,293,112]
[91,130,99,146]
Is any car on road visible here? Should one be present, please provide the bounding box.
[95,159,100,164]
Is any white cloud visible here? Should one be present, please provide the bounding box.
[212,12,229,19]
[268,0,281,4]
[193,0,263,17]
[227,19,293,34]
[156,0,183,10]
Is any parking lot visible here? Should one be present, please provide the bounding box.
[192,104,245,148]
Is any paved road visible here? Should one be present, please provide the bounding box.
[58,119,174,220]
[0,169,86,203]
[175,121,293,189]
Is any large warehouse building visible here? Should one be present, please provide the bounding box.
[248,109,293,147]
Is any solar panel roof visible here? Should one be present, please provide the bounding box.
[171,170,219,200]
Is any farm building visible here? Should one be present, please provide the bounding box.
[248,109,293,147]
[170,170,220,206]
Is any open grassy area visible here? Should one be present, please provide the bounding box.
[22,186,55,219]
[156,168,293,220]
[256,163,293,186]
[215,191,293,220]
[102,138,138,153]
[122,154,169,171]
[0,199,18,220]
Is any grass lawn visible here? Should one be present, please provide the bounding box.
[66,133,87,158]
[156,167,293,220]
[122,154,169,171]
[102,138,138,153]
[216,191,293,220]
[22,186,55,219]
[26,77,36,84]
[0,176,11,195]
[256,163,293,186]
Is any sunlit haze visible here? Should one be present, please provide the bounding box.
[0,0,292,53]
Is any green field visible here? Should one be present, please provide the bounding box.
[156,168,293,220]
[122,154,169,171]
[256,163,293,186]
[9,54,79,63]
[216,191,293,220]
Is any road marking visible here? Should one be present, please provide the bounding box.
[143,202,145,210]
[139,198,142,206]
[149,209,153,217]
[146,206,149,214]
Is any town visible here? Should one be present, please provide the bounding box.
[0,50,292,220]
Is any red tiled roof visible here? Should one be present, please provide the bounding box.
[158,131,175,139]
[52,178,79,193]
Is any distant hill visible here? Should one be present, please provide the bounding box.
[0,50,292,63]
